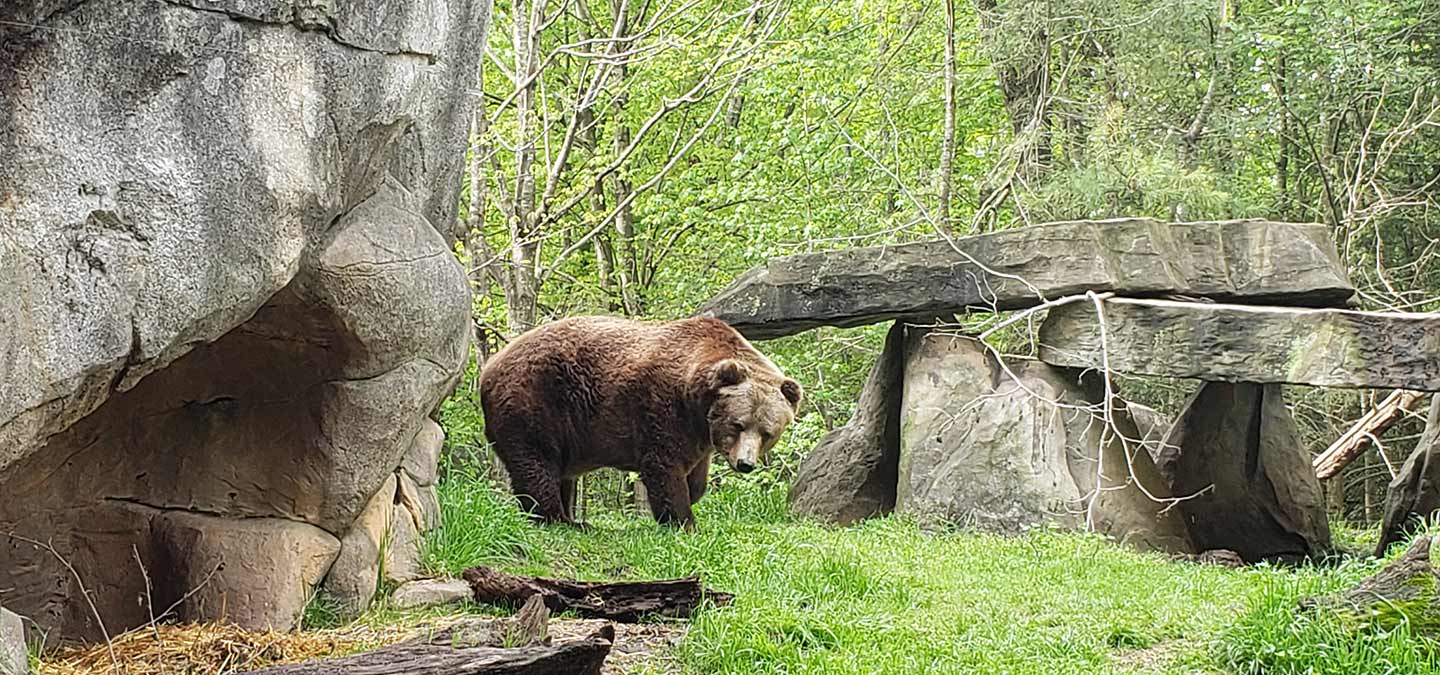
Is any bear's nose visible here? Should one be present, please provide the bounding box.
[734,459,755,473]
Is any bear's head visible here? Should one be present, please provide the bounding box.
[701,359,803,473]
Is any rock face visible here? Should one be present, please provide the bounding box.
[1038,298,1440,391]
[699,219,1354,340]
[323,475,397,616]
[788,322,906,524]
[896,329,1193,553]
[1376,397,1440,557]
[1155,382,1332,563]
[150,512,342,631]
[0,0,486,640]
[1,606,24,675]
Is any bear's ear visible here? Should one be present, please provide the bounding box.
[707,359,748,390]
[780,378,803,409]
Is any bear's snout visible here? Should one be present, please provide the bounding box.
[733,458,756,473]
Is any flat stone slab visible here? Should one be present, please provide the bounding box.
[390,578,473,610]
[699,218,1354,340]
[1038,298,1440,391]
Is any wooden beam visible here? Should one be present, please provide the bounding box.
[1313,391,1427,480]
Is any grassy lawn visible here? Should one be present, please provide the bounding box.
[417,470,1440,675]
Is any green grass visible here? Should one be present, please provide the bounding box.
[414,470,1440,674]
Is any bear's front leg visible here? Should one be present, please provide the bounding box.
[641,470,696,531]
[686,459,710,506]
[507,458,570,525]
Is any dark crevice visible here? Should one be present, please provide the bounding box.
[102,496,330,531]
[157,0,439,63]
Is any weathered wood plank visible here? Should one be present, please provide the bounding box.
[233,624,614,675]
[1314,390,1427,479]
[698,218,1354,340]
[1037,298,1440,391]
[462,566,734,622]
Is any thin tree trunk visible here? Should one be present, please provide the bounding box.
[937,0,957,231]
[507,0,543,334]
[1274,53,1291,218]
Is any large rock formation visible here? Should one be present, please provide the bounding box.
[896,329,1193,553]
[699,219,1354,340]
[0,0,487,640]
[1038,298,1440,391]
[0,606,23,675]
[1376,397,1440,557]
[788,321,906,525]
[1155,383,1332,563]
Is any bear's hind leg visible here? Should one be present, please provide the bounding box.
[560,477,591,530]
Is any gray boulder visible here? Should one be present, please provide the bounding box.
[150,511,342,632]
[0,0,486,640]
[1376,397,1440,557]
[323,475,398,616]
[390,578,473,611]
[1039,298,1440,392]
[897,329,1192,553]
[1155,382,1332,563]
[384,504,425,585]
[789,321,906,524]
[699,219,1354,340]
[1127,402,1174,462]
[402,419,446,487]
[1,607,24,675]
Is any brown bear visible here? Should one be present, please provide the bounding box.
[479,315,802,529]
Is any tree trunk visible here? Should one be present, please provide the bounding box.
[507,0,543,335]
[937,0,958,231]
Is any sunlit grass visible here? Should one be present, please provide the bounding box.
[417,470,1440,674]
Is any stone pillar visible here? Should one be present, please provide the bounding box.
[896,328,1193,553]
[1155,382,1332,563]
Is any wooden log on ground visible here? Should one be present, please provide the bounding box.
[698,218,1354,340]
[462,566,734,622]
[233,624,614,675]
[1038,298,1440,391]
[1314,390,1428,479]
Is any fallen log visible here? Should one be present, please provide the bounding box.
[463,565,734,622]
[1304,534,1440,636]
[1313,390,1427,480]
[1038,298,1440,391]
[233,624,614,675]
[698,218,1354,340]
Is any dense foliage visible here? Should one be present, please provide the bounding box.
[450,0,1440,518]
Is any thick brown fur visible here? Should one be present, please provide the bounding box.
[479,315,802,529]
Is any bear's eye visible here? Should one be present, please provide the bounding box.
[730,422,745,434]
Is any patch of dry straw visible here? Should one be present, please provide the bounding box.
[37,621,407,675]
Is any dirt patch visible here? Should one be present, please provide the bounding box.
[550,619,688,674]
